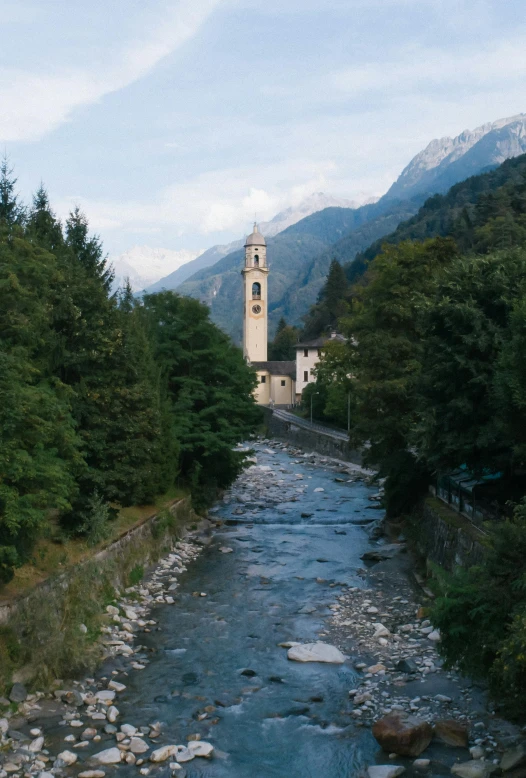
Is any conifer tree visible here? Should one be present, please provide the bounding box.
[0,235,80,580]
[0,155,25,228]
[26,184,64,253]
[268,317,298,360]
[66,206,113,292]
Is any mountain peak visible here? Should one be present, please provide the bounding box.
[384,113,526,201]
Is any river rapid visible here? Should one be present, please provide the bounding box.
[114,439,381,777]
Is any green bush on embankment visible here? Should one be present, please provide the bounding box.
[429,498,526,719]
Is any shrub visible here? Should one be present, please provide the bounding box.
[430,498,526,717]
[78,492,111,547]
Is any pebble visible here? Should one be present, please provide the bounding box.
[56,750,77,766]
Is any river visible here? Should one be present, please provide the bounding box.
[110,440,381,777]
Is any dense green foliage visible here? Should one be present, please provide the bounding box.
[298,153,526,713]
[431,499,526,717]
[0,162,258,582]
[143,292,259,508]
[352,153,526,276]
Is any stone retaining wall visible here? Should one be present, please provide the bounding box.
[264,408,363,465]
[0,498,196,627]
[414,496,487,571]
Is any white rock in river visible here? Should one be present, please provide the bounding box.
[287,642,346,664]
[175,747,195,763]
[150,745,179,762]
[95,690,115,703]
[413,760,430,771]
[107,706,119,723]
[108,680,126,692]
[188,741,214,758]
[368,767,405,778]
[130,737,149,754]
[451,762,498,778]
[79,772,106,778]
[29,736,44,752]
[428,630,441,642]
[373,623,390,638]
[313,487,324,492]
[92,747,123,765]
[56,751,77,766]
[120,724,137,736]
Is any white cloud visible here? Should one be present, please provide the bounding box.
[329,36,526,100]
[56,158,345,242]
[0,0,222,142]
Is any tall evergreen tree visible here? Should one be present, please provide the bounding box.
[0,235,80,580]
[268,317,298,360]
[302,259,349,337]
[0,155,25,228]
[65,206,113,292]
[26,184,64,253]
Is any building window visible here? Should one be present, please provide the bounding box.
[303,370,308,382]
[281,380,286,387]
[261,375,266,383]
[303,348,308,357]
[252,282,261,299]
[317,349,322,357]
[254,254,259,266]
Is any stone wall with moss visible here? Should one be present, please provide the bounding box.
[0,498,197,694]
[412,495,488,572]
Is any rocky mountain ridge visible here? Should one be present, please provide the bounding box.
[143,192,363,294]
[385,113,526,201]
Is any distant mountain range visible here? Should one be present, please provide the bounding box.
[111,246,202,292]
[143,192,364,294]
[165,112,526,342]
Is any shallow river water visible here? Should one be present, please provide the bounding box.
[112,442,382,778]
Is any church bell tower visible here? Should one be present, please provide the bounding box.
[242,223,268,362]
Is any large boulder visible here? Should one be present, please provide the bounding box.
[372,712,433,757]
[9,684,27,703]
[287,642,345,663]
[501,745,526,773]
[435,720,470,748]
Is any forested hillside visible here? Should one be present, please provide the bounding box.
[348,153,526,280]
[0,160,259,584]
[302,152,526,715]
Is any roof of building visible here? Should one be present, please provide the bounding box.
[295,333,346,349]
[251,360,296,379]
[245,223,266,247]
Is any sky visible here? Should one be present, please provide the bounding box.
[2,0,526,257]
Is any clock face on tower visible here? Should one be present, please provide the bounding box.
[252,304,262,314]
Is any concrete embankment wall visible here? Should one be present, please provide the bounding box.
[412,496,487,572]
[0,498,198,691]
[263,408,363,465]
